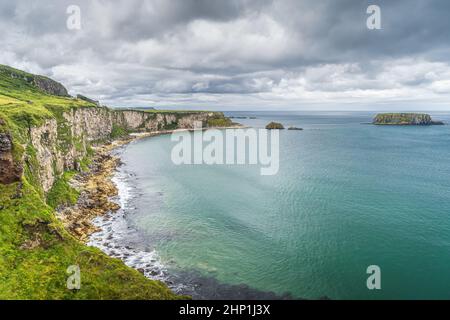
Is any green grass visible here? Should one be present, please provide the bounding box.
[0,180,181,300]
[46,172,80,210]
[110,124,128,139]
[207,117,234,127]
[0,64,184,300]
[0,65,97,131]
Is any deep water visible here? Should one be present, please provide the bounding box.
[89,111,450,299]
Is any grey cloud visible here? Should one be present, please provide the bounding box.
[1,0,450,109]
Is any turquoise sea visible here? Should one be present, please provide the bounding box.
[90,111,450,299]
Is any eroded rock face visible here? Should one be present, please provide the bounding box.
[33,76,69,97]
[21,108,222,192]
[29,119,61,192]
[0,132,22,184]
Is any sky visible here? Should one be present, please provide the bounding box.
[1,0,450,111]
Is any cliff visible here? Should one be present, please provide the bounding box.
[26,107,223,193]
[0,65,230,299]
[373,113,444,125]
[0,65,69,97]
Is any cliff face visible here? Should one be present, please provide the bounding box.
[33,76,69,97]
[0,64,228,192]
[373,113,444,125]
[0,64,207,299]
[21,107,221,193]
[0,131,22,184]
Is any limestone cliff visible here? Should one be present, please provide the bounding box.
[24,107,224,193]
[0,64,221,299]
[0,63,229,192]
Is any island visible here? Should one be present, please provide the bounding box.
[373,113,444,126]
[266,122,285,129]
[288,126,303,131]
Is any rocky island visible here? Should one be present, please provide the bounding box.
[373,113,444,126]
[266,122,285,129]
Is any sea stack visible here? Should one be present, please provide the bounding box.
[266,122,285,129]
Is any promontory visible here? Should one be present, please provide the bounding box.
[0,64,233,299]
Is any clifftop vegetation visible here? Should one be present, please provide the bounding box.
[0,65,211,299]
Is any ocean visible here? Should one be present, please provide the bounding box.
[88,111,450,299]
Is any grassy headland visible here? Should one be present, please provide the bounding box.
[0,64,213,299]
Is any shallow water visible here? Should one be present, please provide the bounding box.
[90,111,450,299]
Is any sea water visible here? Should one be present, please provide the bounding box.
[89,111,450,299]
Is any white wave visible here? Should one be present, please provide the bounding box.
[87,164,186,293]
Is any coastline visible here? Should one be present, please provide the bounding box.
[73,125,306,300]
[57,128,207,242]
[58,126,247,294]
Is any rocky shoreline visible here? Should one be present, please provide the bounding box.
[57,139,127,241]
[57,130,173,242]
[57,126,245,242]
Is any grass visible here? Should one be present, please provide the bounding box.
[207,117,234,127]
[110,124,128,139]
[0,64,185,300]
[46,171,80,210]
[0,94,23,105]
[0,180,181,300]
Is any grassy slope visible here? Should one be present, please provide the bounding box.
[0,65,181,299]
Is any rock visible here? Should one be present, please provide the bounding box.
[0,132,23,184]
[137,268,145,274]
[265,122,285,130]
[288,126,303,131]
[33,75,69,97]
[76,94,100,107]
[373,113,445,125]
[0,132,12,152]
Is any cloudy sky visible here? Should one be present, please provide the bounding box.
[1,0,450,110]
